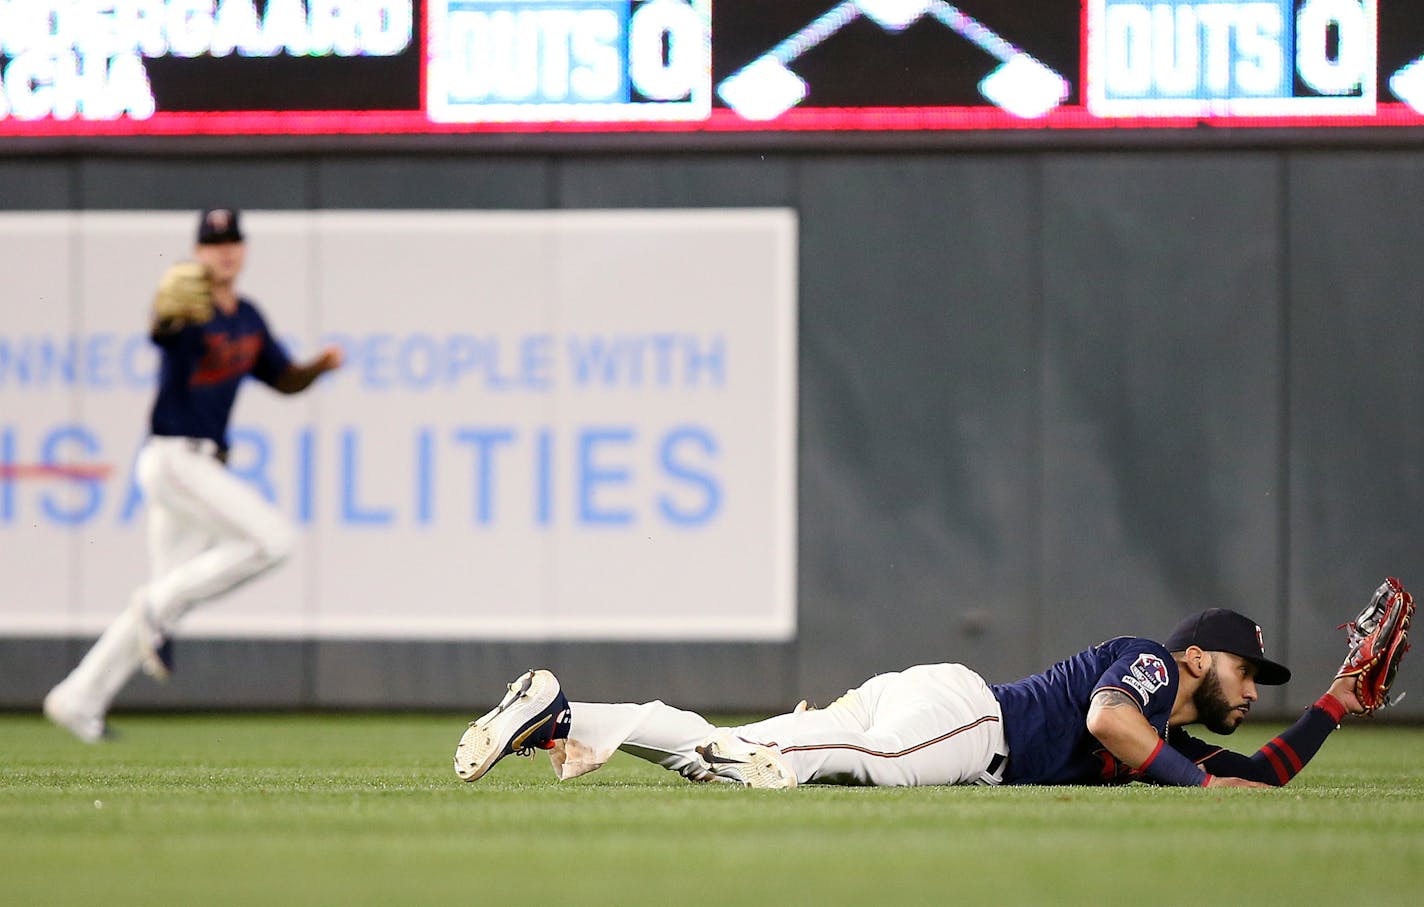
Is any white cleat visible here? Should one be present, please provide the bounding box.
[695,731,798,789]
[43,688,109,744]
[453,669,571,782]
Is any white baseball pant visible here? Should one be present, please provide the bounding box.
[48,436,294,718]
[552,663,1008,787]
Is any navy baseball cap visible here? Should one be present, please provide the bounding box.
[197,208,243,244]
[1163,608,1291,685]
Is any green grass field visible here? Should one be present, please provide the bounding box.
[2,713,1421,906]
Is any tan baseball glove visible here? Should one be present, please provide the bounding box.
[152,261,214,326]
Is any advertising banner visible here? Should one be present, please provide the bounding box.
[0,209,798,640]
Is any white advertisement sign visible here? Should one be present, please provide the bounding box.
[0,209,797,640]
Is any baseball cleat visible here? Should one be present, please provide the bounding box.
[43,688,111,744]
[453,669,572,782]
[695,731,798,789]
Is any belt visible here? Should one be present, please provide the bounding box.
[152,435,229,464]
[974,752,1009,787]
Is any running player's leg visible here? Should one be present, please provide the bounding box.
[43,601,154,741]
[147,484,210,581]
[138,439,294,630]
[132,488,212,679]
[733,664,1005,786]
[43,448,239,736]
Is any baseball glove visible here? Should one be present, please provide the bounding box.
[1336,576,1414,713]
[152,261,213,326]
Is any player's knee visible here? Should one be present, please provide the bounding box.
[256,522,296,567]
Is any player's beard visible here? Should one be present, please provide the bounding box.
[1193,666,1241,735]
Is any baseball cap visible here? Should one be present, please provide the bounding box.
[197,208,244,244]
[1163,608,1291,685]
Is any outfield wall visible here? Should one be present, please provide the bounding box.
[2,150,1422,719]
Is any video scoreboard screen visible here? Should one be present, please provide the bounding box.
[1,0,1422,138]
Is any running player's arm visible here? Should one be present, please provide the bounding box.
[247,313,343,395]
[272,347,343,394]
[1171,686,1355,786]
[1086,688,1267,788]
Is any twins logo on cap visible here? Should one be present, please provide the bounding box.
[197,207,243,244]
[207,209,233,232]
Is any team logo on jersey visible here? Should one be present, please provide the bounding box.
[1120,653,1170,705]
[192,333,262,387]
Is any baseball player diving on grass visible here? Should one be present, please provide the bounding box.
[453,578,1412,789]
[45,208,344,743]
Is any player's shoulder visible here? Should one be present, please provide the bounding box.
[1092,636,1178,707]
[1091,636,1177,682]
[231,296,274,326]
[1093,635,1172,659]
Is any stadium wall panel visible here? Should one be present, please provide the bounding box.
[2,148,1420,719]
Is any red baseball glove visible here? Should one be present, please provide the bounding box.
[1336,577,1414,713]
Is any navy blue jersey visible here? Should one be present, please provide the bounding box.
[991,637,1178,785]
[149,298,292,451]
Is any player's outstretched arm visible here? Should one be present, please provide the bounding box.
[1184,687,1356,786]
[274,346,344,394]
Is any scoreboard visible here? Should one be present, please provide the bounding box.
[0,0,1421,139]
[1087,0,1379,116]
[428,0,712,122]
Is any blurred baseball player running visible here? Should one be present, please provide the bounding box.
[45,208,343,743]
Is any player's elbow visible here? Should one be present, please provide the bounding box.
[273,372,305,395]
[1084,707,1138,754]
[1084,706,1121,743]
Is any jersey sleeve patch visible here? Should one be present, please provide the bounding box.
[1120,653,1170,706]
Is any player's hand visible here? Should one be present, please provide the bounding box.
[315,345,345,372]
[1205,775,1273,789]
[1326,677,1367,715]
